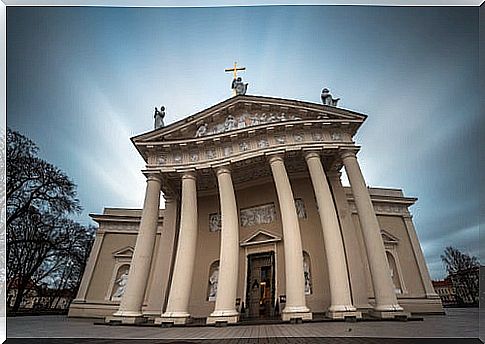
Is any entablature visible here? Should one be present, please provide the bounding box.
[142,119,357,172]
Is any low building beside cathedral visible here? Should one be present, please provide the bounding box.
[69,92,443,324]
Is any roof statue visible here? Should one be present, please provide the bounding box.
[321,88,340,107]
[154,106,165,129]
[231,77,248,96]
[225,61,248,96]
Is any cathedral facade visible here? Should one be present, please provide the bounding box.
[69,93,443,324]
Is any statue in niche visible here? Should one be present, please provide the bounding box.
[112,268,129,299]
[154,106,165,129]
[195,123,208,137]
[231,77,248,95]
[295,199,307,219]
[224,115,237,131]
[208,267,219,301]
[321,88,340,106]
[303,258,312,295]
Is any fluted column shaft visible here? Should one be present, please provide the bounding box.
[114,173,162,318]
[161,172,198,324]
[207,166,239,324]
[341,150,402,312]
[304,152,358,318]
[268,154,311,321]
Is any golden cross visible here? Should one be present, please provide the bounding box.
[225,61,246,79]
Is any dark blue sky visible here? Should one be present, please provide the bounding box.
[7,6,480,279]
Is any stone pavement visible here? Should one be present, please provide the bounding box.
[5,308,482,344]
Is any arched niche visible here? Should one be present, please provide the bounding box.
[303,251,313,295]
[207,260,220,301]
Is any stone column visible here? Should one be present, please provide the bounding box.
[341,150,406,318]
[109,173,162,324]
[146,195,178,317]
[207,165,240,324]
[304,152,360,319]
[402,215,440,299]
[268,154,312,321]
[160,172,198,325]
[327,171,372,311]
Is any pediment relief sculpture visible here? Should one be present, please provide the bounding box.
[195,111,302,138]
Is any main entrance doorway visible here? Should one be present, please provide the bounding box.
[245,252,275,319]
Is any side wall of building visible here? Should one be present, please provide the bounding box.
[68,209,166,318]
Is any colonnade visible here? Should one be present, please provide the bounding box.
[110,150,405,324]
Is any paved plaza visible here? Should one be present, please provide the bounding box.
[5,308,483,343]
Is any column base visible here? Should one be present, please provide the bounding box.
[281,306,312,321]
[327,305,362,320]
[369,305,410,319]
[105,314,147,324]
[206,310,239,324]
[156,311,191,325]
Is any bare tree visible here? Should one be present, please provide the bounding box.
[6,129,80,228]
[6,128,93,312]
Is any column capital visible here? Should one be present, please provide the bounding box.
[181,171,197,181]
[142,171,163,182]
[214,164,232,177]
[267,153,285,165]
[339,148,359,161]
[303,150,321,161]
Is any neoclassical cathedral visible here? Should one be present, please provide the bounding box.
[69,80,443,324]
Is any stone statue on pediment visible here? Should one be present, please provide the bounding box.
[232,77,248,96]
[237,116,246,129]
[154,106,165,129]
[195,122,208,137]
[321,88,340,106]
[224,115,237,131]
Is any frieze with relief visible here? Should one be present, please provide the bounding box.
[209,203,277,232]
[208,199,306,232]
[152,127,350,168]
[349,202,406,216]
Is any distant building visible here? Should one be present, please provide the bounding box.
[449,267,479,306]
[7,279,40,310]
[433,266,479,307]
[432,278,457,307]
[7,278,74,311]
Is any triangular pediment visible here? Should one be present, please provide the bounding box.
[112,246,134,258]
[381,230,399,244]
[240,230,282,247]
[132,95,367,144]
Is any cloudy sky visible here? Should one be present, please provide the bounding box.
[7,5,480,279]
